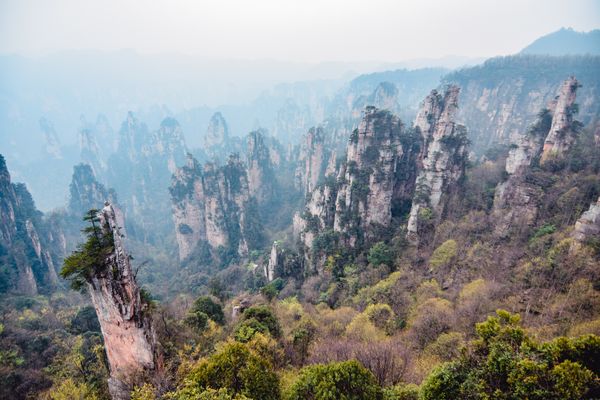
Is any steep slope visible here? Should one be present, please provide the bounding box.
[492,77,582,238]
[0,155,60,294]
[406,86,469,244]
[444,55,600,154]
[170,154,263,262]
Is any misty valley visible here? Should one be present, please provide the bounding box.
[1,24,600,400]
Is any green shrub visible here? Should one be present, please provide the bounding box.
[286,360,382,400]
[182,342,280,400]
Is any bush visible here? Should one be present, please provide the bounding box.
[367,242,393,267]
[190,296,225,325]
[234,306,281,342]
[286,360,383,400]
[429,240,457,270]
[182,342,280,400]
[419,310,600,399]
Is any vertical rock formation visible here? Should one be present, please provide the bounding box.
[334,107,406,245]
[0,155,60,294]
[295,127,330,195]
[90,203,158,399]
[295,106,421,269]
[265,241,279,282]
[39,117,62,159]
[572,197,600,244]
[79,127,106,176]
[69,164,110,217]
[108,113,188,243]
[205,112,229,149]
[540,77,580,164]
[170,154,263,261]
[406,86,469,244]
[492,77,581,238]
[247,130,275,204]
[170,155,206,260]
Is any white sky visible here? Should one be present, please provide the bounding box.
[1,0,599,62]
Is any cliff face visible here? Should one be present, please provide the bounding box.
[445,55,599,155]
[334,107,406,245]
[540,77,580,164]
[492,77,581,238]
[572,197,600,244]
[108,114,187,243]
[296,106,422,269]
[205,112,229,149]
[69,164,110,217]
[90,203,158,400]
[0,155,60,294]
[406,86,469,244]
[170,154,262,261]
[247,130,275,204]
[295,127,332,195]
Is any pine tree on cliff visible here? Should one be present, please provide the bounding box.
[61,204,159,400]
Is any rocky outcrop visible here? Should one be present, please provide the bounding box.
[295,127,331,195]
[296,106,421,269]
[69,164,110,217]
[406,86,469,244]
[90,203,158,400]
[205,112,229,148]
[39,117,62,159]
[572,197,600,244]
[540,77,580,164]
[108,114,187,243]
[247,130,275,204]
[265,241,279,282]
[334,107,407,245]
[492,77,582,238]
[0,155,60,294]
[170,154,263,261]
[444,55,599,155]
[79,127,106,177]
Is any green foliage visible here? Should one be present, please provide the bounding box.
[234,306,281,342]
[428,239,457,269]
[60,210,114,292]
[531,223,557,239]
[182,342,280,400]
[191,296,225,325]
[420,310,600,399]
[383,384,419,400]
[285,360,383,400]
[367,242,393,266]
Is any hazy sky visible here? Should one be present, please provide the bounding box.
[1,0,599,62]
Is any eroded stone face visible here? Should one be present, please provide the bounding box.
[573,197,600,243]
[91,204,158,400]
[492,77,581,238]
[541,77,579,164]
[170,154,256,261]
[406,86,468,244]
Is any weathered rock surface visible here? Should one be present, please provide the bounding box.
[91,203,158,400]
[296,106,421,268]
[572,197,600,243]
[247,130,275,204]
[406,86,469,244]
[0,155,61,294]
[295,127,331,195]
[170,154,262,260]
[69,164,110,217]
[540,77,580,164]
[493,77,582,238]
[108,114,187,243]
[445,55,600,155]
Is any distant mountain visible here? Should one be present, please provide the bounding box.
[520,27,600,56]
